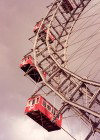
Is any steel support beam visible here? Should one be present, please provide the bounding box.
[44,81,100,118]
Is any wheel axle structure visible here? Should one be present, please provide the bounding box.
[22,0,100,139]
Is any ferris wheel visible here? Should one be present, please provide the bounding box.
[20,0,100,139]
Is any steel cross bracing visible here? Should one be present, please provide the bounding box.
[27,0,100,139]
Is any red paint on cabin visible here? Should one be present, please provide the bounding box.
[61,0,76,13]
[25,95,62,132]
[20,55,46,83]
[33,21,45,33]
[33,21,55,44]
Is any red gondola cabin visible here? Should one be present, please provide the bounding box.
[20,55,46,83]
[25,95,62,132]
[33,20,55,44]
[61,0,76,13]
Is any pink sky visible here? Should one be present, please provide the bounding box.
[0,0,100,140]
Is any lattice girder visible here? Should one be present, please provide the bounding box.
[28,0,100,139]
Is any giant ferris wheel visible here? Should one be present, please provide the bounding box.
[20,0,100,139]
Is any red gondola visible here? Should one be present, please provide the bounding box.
[33,20,55,44]
[33,20,45,33]
[25,95,62,132]
[20,55,46,83]
[61,0,76,13]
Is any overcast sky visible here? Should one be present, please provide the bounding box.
[0,0,100,140]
